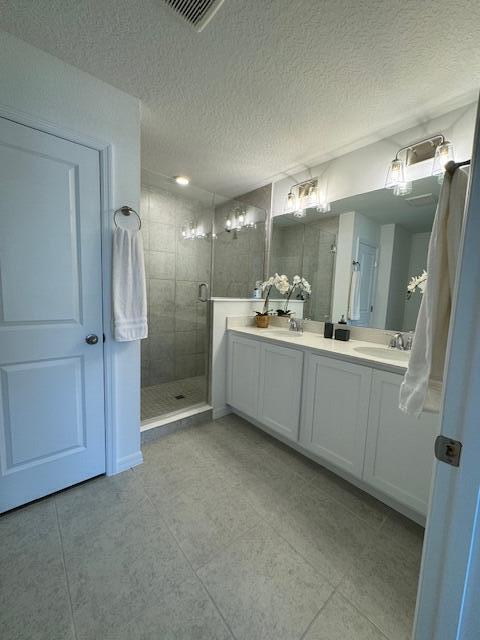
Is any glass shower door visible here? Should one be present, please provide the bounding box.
[140,171,215,423]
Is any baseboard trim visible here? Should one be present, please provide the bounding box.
[111,451,144,474]
[212,405,232,420]
[231,407,426,527]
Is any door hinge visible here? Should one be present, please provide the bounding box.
[434,435,462,467]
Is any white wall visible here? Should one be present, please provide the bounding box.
[271,102,477,216]
[0,32,142,473]
[372,224,395,329]
[386,225,412,330]
[331,212,355,322]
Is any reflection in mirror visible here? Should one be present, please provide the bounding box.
[270,176,439,331]
[271,214,338,320]
[212,197,266,298]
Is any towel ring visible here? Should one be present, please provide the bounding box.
[114,206,142,230]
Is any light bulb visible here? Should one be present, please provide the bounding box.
[385,158,405,189]
[432,141,455,176]
[175,176,190,186]
[225,217,232,231]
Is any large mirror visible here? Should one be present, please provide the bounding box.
[270,176,439,331]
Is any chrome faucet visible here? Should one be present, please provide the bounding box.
[387,332,405,350]
[386,332,414,351]
[288,316,304,335]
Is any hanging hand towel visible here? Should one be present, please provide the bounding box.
[112,227,148,341]
[348,266,361,321]
[399,166,468,416]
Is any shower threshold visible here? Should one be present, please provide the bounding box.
[141,403,212,432]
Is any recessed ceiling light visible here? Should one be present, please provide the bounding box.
[175,176,190,186]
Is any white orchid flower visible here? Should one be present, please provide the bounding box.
[407,271,427,299]
[273,273,290,295]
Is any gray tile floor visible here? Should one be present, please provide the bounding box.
[0,414,424,640]
[141,375,206,421]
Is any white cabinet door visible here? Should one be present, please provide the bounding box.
[300,354,372,478]
[227,334,261,418]
[258,342,303,441]
[364,369,438,515]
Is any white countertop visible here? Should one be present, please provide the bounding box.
[228,326,410,373]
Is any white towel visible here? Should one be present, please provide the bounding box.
[348,267,360,321]
[399,167,468,416]
[112,227,148,342]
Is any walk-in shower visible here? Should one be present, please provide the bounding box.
[140,172,266,424]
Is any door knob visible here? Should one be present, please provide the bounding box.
[85,334,99,345]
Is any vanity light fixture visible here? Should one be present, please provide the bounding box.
[175,175,190,186]
[284,178,331,215]
[386,134,455,195]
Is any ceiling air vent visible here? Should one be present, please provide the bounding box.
[163,0,225,32]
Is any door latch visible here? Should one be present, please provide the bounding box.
[434,435,462,467]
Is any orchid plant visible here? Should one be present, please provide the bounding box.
[258,273,288,315]
[278,275,312,315]
[406,271,427,300]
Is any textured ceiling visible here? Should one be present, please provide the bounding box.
[0,1,479,196]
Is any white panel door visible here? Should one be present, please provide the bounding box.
[364,369,437,515]
[258,342,303,441]
[300,354,372,477]
[227,334,261,418]
[0,117,105,512]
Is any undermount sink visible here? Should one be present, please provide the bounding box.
[353,345,410,362]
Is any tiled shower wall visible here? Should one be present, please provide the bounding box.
[140,184,212,388]
[271,216,339,321]
[212,185,270,298]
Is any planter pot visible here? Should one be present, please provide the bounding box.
[255,315,270,328]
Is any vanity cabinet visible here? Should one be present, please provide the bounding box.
[227,334,261,418]
[300,354,371,478]
[363,369,437,514]
[258,342,303,441]
[226,331,437,519]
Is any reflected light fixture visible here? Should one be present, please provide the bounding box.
[224,206,255,232]
[181,221,209,240]
[393,181,413,196]
[284,189,298,214]
[284,178,330,216]
[386,134,455,195]
[175,175,190,186]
